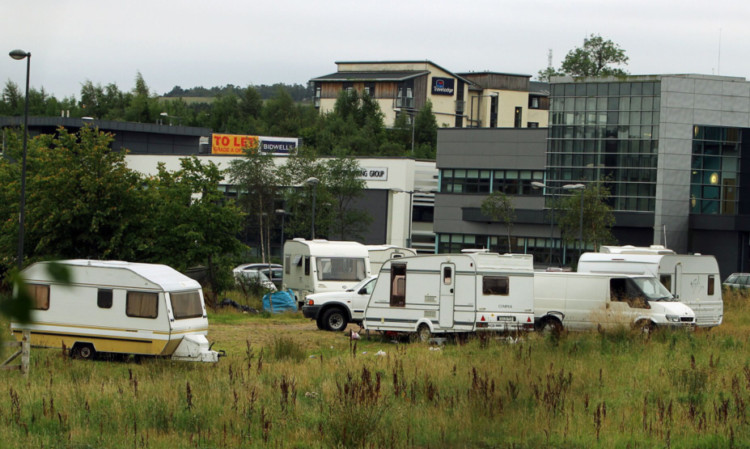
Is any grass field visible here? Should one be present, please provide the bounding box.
[1,288,750,448]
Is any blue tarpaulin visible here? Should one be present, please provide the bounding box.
[262,290,297,313]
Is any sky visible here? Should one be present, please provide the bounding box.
[3,0,750,100]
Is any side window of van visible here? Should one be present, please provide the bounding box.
[126,291,158,318]
[483,276,509,295]
[27,284,50,310]
[98,289,113,309]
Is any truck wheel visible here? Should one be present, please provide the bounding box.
[537,317,563,335]
[634,320,655,334]
[415,324,431,342]
[72,343,96,360]
[322,308,347,332]
[315,317,326,330]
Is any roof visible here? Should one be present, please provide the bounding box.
[312,60,473,85]
[43,259,201,291]
[0,117,211,137]
[310,70,430,83]
[529,81,550,96]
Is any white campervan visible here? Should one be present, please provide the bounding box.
[11,260,221,362]
[577,245,723,328]
[534,272,696,332]
[365,245,417,274]
[283,239,371,307]
[363,252,535,341]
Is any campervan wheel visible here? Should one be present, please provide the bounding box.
[634,320,656,334]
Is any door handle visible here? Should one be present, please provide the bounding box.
[450,288,454,293]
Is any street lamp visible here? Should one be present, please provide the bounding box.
[275,209,287,256]
[9,49,30,270]
[304,177,319,239]
[532,181,585,266]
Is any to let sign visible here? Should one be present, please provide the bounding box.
[212,134,259,155]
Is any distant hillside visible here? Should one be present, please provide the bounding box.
[163,83,312,102]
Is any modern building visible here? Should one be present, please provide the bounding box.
[310,61,548,129]
[547,74,750,277]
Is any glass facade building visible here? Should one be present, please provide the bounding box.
[690,126,741,215]
[547,81,661,211]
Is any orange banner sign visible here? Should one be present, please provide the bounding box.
[211,134,259,155]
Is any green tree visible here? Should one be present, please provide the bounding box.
[148,157,244,304]
[276,147,327,240]
[413,100,438,158]
[556,181,616,256]
[0,127,149,270]
[559,34,629,78]
[481,191,516,252]
[324,155,371,240]
[228,144,279,263]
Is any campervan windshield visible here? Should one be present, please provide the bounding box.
[316,257,367,281]
[632,277,675,302]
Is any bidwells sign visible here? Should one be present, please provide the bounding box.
[431,77,455,96]
[211,134,298,155]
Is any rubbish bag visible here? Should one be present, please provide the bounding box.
[262,290,298,313]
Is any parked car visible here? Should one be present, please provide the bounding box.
[233,268,277,291]
[233,263,282,288]
[302,275,378,332]
[723,273,750,289]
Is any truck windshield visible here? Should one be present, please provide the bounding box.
[170,291,204,319]
[316,257,367,281]
[632,277,675,301]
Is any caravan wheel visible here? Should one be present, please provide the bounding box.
[72,343,96,360]
[415,324,432,343]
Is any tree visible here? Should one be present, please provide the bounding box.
[228,144,279,263]
[559,34,629,78]
[481,191,516,252]
[324,155,371,240]
[147,157,244,304]
[413,100,438,158]
[0,127,150,270]
[556,181,616,256]
[276,147,328,240]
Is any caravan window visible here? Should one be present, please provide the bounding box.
[316,257,367,281]
[659,275,672,293]
[170,291,204,319]
[126,291,158,318]
[707,275,715,295]
[97,289,113,309]
[483,276,509,295]
[304,257,311,276]
[390,264,407,307]
[26,284,50,310]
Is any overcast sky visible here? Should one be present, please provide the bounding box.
[3,0,749,100]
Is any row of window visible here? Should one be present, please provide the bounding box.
[690,126,743,216]
[551,96,661,114]
[552,110,661,128]
[28,285,203,320]
[550,125,658,140]
[441,169,545,195]
[550,82,661,98]
[549,138,659,155]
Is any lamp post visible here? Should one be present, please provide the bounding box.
[532,181,585,266]
[275,209,287,256]
[9,49,30,270]
[304,177,319,239]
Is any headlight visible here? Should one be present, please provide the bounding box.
[665,314,680,323]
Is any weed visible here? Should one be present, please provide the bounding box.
[270,337,306,362]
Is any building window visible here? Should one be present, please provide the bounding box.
[528,122,539,128]
[490,96,498,128]
[529,96,541,109]
[314,86,321,108]
[514,107,523,128]
[690,126,741,215]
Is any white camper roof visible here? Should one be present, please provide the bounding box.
[599,245,676,255]
[25,260,201,292]
[286,239,369,256]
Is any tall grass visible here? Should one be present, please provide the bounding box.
[0,288,748,448]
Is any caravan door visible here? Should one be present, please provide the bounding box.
[439,263,455,328]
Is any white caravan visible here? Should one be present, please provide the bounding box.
[577,245,723,328]
[534,272,695,332]
[363,252,535,340]
[283,239,371,306]
[365,245,417,274]
[11,260,221,362]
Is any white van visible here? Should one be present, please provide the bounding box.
[577,245,723,328]
[363,252,535,340]
[11,260,221,362]
[283,239,371,307]
[534,272,695,332]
